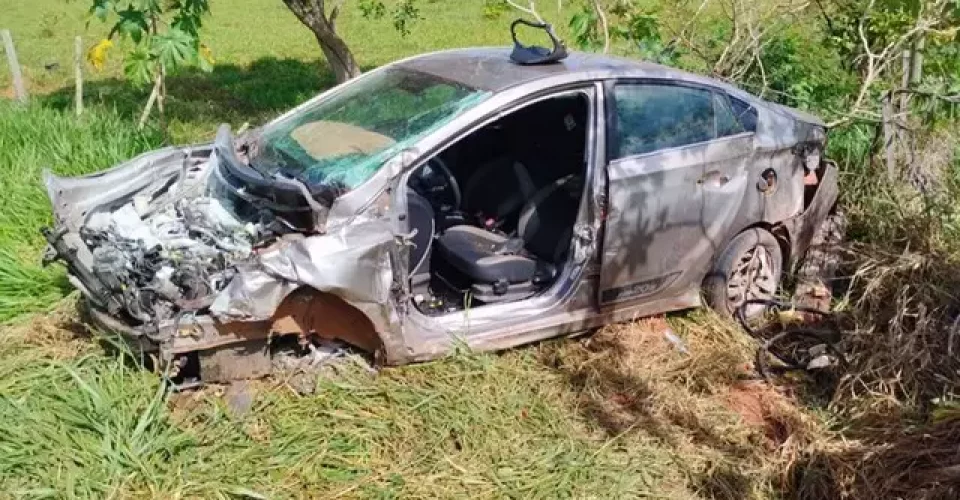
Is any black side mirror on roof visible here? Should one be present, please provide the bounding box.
[509,19,568,65]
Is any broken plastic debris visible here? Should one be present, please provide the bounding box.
[806,355,834,370]
[663,328,689,355]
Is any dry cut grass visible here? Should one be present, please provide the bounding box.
[785,242,960,499]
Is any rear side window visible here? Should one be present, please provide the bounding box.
[613,85,760,160]
[729,96,759,133]
[714,93,745,137]
[614,84,714,158]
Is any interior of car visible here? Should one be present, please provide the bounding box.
[404,93,590,315]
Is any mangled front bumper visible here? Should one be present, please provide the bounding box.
[44,144,404,381]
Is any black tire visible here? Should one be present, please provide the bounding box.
[703,228,783,318]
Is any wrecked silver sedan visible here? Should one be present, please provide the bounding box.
[43,46,837,383]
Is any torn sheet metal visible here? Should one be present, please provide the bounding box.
[210,217,399,332]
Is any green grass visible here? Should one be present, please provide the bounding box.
[2,0,584,141]
[0,101,162,322]
[1,307,789,498]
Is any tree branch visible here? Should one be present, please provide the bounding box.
[591,0,610,53]
[832,0,949,127]
[505,0,545,23]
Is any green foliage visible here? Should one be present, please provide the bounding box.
[88,0,213,84]
[744,31,857,112]
[568,2,677,64]
[481,0,511,19]
[818,0,960,96]
[568,3,602,50]
[359,0,421,36]
[823,0,960,70]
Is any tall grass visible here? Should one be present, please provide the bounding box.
[0,102,161,322]
[0,314,711,498]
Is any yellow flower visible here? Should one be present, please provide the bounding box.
[200,44,215,66]
[86,38,114,71]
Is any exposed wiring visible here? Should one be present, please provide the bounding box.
[735,298,847,381]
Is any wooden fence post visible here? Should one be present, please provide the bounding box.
[882,93,897,181]
[74,36,83,116]
[1,29,28,103]
[138,72,163,130]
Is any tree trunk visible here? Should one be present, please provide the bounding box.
[312,28,361,84]
[282,0,361,84]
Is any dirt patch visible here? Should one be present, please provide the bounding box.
[722,381,794,446]
[725,381,769,427]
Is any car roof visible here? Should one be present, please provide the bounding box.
[395,47,825,127]
[396,47,691,92]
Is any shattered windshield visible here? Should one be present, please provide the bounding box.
[254,67,489,191]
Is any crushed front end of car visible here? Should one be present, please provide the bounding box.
[42,126,399,384]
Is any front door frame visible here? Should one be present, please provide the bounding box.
[397,81,606,337]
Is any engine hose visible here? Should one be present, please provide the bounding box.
[735,298,847,381]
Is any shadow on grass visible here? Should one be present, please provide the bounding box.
[541,315,812,499]
[785,424,960,500]
[541,330,761,453]
[40,57,359,135]
[538,320,781,498]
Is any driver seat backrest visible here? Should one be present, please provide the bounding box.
[462,156,536,220]
[517,175,581,263]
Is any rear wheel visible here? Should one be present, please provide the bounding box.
[703,228,783,318]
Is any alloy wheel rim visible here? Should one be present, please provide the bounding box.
[726,245,776,317]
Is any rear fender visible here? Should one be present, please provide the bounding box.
[777,160,839,266]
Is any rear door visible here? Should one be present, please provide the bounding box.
[598,81,753,306]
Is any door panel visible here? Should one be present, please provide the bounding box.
[698,133,754,252]
[598,82,754,306]
[600,146,705,304]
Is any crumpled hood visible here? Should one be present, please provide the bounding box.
[45,146,198,232]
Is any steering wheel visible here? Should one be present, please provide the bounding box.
[426,156,461,209]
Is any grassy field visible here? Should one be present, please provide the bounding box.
[3,0,959,498]
[3,299,811,497]
[1,0,589,141]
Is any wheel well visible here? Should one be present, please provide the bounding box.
[736,222,792,268]
[268,288,385,354]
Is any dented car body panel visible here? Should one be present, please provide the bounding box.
[43,48,838,381]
